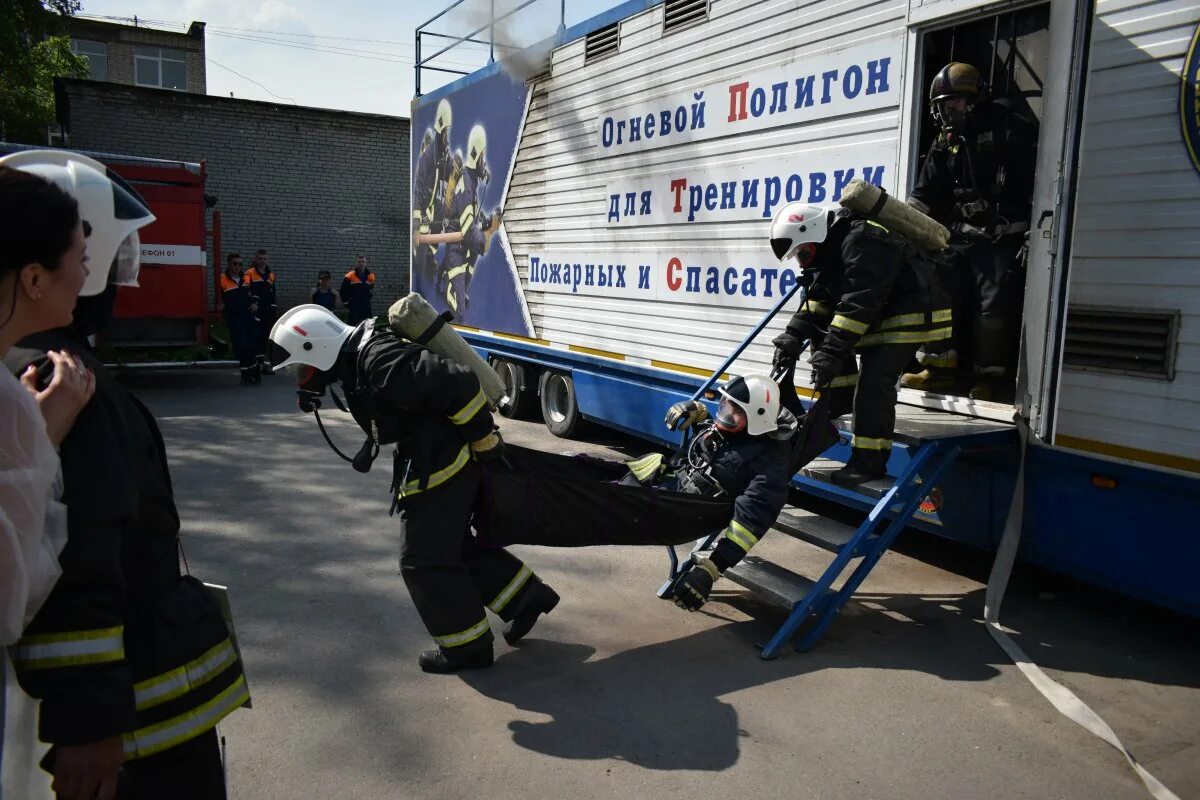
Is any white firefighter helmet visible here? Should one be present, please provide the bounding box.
[269,304,354,373]
[0,149,155,297]
[465,124,487,171]
[716,374,781,437]
[434,99,453,135]
[769,202,833,267]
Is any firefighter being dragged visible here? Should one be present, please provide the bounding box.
[651,375,796,611]
[267,304,559,674]
[412,99,454,290]
[440,123,502,319]
[3,150,247,800]
[770,202,952,485]
[903,62,1039,402]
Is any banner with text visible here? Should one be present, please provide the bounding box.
[596,35,904,157]
[604,141,894,226]
[527,250,807,310]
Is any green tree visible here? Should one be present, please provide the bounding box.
[0,1,88,144]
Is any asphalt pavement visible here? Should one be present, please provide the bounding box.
[125,369,1199,800]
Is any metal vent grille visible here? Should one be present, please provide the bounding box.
[585,22,619,63]
[664,0,709,32]
[1062,306,1179,380]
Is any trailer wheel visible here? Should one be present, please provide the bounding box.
[539,370,582,438]
[493,359,538,420]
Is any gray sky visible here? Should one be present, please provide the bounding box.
[75,0,625,117]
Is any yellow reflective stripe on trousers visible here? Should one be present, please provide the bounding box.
[859,326,953,346]
[397,445,470,498]
[831,314,869,335]
[931,308,953,323]
[133,639,238,712]
[876,312,927,331]
[852,436,892,450]
[123,675,249,761]
[725,520,760,553]
[449,389,486,425]
[434,617,490,649]
[828,373,859,389]
[13,626,125,670]
[487,566,533,613]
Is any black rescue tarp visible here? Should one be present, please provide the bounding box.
[475,445,734,548]
[473,368,838,550]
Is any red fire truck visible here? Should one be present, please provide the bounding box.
[0,143,220,352]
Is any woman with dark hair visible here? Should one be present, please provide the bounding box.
[0,163,97,800]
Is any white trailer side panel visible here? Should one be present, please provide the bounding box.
[504,0,909,379]
[1054,1,1200,467]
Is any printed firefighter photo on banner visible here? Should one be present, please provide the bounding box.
[410,69,533,337]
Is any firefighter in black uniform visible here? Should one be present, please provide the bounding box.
[769,202,952,485]
[413,99,453,290]
[244,248,276,374]
[220,252,259,384]
[339,254,375,324]
[650,375,794,610]
[4,151,245,800]
[903,62,1039,401]
[268,304,559,674]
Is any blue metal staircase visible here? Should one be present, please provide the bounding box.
[664,412,1014,658]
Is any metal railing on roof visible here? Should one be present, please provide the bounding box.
[415,0,567,96]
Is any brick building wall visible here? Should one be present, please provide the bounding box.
[68,18,207,94]
[57,79,411,310]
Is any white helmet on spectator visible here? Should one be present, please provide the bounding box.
[769,202,834,269]
[269,304,354,373]
[0,149,155,296]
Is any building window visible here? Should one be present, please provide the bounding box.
[134,46,187,91]
[70,39,108,81]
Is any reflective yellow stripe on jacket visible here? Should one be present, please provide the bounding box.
[13,626,125,670]
[397,444,471,499]
[133,639,239,712]
[124,675,249,761]
[831,315,869,335]
[449,389,486,425]
[859,326,952,347]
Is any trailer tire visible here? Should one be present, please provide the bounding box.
[539,370,583,438]
[493,359,538,419]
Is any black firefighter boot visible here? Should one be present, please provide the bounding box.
[503,582,560,646]
[418,636,495,675]
[833,448,889,486]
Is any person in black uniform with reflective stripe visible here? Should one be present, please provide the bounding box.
[770,202,952,485]
[903,62,1039,401]
[268,304,559,674]
[653,375,795,611]
[3,149,245,800]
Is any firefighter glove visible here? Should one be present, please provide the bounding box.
[665,400,709,432]
[673,559,721,612]
[810,365,836,390]
[471,430,506,465]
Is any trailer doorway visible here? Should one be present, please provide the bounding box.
[900,3,1052,420]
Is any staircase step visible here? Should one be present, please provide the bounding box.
[774,507,871,554]
[802,458,895,500]
[724,556,831,612]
